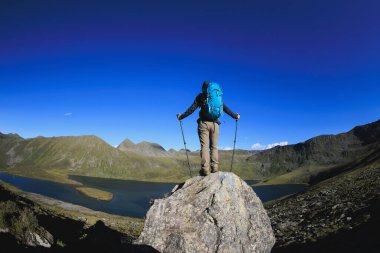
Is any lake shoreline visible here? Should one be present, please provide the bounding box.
[0,172,307,218]
[0,168,264,185]
[2,164,378,252]
[0,179,144,236]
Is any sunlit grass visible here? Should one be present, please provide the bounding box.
[76,187,113,201]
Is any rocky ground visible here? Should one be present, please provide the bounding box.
[266,161,380,252]
[0,181,156,253]
[1,157,379,252]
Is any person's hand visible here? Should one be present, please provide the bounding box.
[235,113,240,120]
[177,113,182,120]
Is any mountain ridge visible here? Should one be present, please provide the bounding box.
[250,119,380,184]
[117,139,169,157]
[0,134,188,183]
[0,119,379,184]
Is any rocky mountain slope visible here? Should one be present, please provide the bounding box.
[2,151,378,252]
[0,119,379,184]
[267,146,380,252]
[249,119,380,184]
[1,141,379,252]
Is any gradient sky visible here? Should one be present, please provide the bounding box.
[1,0,380,151]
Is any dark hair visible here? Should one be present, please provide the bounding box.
[202,80,210,93]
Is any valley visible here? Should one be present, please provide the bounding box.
[1,119,379,187]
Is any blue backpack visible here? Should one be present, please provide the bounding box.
[204,82,223,120]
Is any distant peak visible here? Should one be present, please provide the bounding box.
[117,139,168,156]
[0,132,23,140]
[136,141,166,151]
[121,138,134,144]
[117,138,135,148]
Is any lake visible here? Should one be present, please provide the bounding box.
[0,173,306,218]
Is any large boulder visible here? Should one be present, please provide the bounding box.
[135,172,275,253]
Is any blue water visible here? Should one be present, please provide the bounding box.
[252,184,306,202]
[0,173,306,218]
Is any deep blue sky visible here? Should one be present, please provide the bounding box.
[1,0,379,150]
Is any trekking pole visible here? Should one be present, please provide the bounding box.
[230,119,238,172]
[179,120,192,177]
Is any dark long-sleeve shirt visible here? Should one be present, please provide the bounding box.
[179,93,238,124]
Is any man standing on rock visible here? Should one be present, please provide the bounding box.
[177,80,240,176]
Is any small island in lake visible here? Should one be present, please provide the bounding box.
[75,187,113,201]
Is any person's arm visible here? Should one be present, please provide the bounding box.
[223,103,240,120]
[177,95,200,120]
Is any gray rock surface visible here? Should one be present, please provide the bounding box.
[25,229,54,248]
[135,172,275,253]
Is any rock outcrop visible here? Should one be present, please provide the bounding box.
[135,172,275,253]
[24,230,54,248]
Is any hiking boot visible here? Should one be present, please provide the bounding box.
[199,170,210,176]
[211,168,219,173]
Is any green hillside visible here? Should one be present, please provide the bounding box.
[250,119,380,184]
[0,134,186,183]
[117,139,170,157]
[0,133,256,183]
[1,119,379,184]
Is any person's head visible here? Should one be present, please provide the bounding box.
[202,80,210,93]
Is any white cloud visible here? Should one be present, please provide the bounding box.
[64,112,72,116]
[265,141,288,149]
[251,141,288,150]
[222,146,233,151]
[251,143,265,150]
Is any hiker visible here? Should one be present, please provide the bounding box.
[177,80,240,176]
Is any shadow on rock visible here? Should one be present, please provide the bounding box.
[62,220,159,253]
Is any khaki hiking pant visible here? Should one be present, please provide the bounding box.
[198,121,219,175]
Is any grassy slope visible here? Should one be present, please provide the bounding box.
[249,119,380,185]
[75,187,113,201]
[259,145,380,185]
[1,150,378,252]
[1,119,378,184]
[0,134,258,183]
[0,135,187,182]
